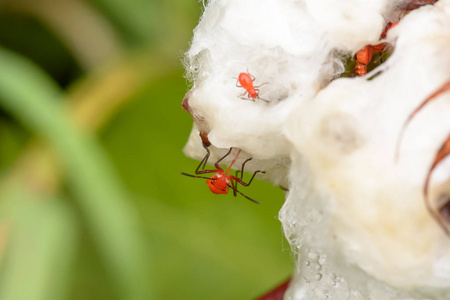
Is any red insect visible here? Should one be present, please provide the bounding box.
[236,72,268,102]
[372,21,398,53]
[354,45,374,77]
[354,21,398,77]
[181,147,265,204]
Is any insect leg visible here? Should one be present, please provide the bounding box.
[234,170,265,187]
[214,147,234,170]
[194,148,220,175]
[239,91,249,98]
[240,97,256,101]
[232,157,266,187]
[254,82,268,88]
[227,184,260,204]
[230,179,237,197]
[195,145,211,173]
[238,158,252,180]
[254,89,269,102]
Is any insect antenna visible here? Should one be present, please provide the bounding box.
[247,68,255,81]
[227,184,260,204]
[180,172,216,180]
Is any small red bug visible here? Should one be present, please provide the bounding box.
[354,45,373,77]
[236,71,268,102]
[181,147,265,204]
[371,21,398,53]
[353,21,398,77]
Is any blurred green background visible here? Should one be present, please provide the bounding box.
[0,1,292,299]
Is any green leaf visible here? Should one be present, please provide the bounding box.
[0,186,78,300]
[86,0,158,45]
[0,47,154,299]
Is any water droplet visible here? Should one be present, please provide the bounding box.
[318,255,326,265]
[308,252,318,260]
[315,273,322,281]
[314,264,322,271]
[305,260,310,266]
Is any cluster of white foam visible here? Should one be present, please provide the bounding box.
[183,0,450,298]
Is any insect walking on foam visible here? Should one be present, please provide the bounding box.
[236,71,269,102]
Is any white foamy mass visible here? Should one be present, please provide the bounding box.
[183,0,450,298]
